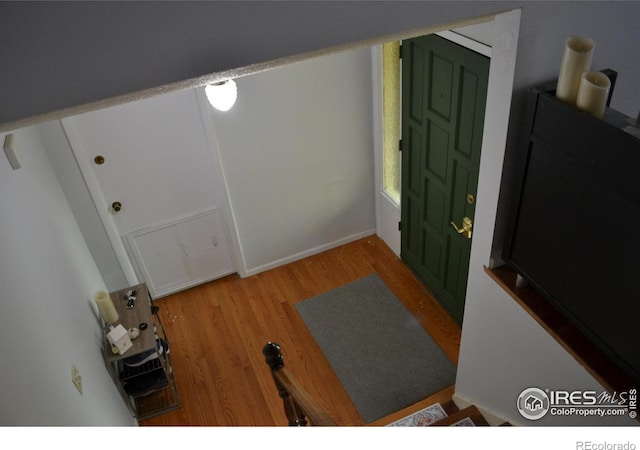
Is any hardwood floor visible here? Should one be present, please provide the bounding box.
[139,235,461,426]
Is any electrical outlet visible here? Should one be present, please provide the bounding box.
[71,364,83,395]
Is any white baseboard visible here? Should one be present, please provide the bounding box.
[452,392,516,426]
[242,229,377,278]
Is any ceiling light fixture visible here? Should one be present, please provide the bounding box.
[205,80,237,112]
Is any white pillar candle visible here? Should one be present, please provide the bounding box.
[556,36,594,105]
[94,290,119,324]
[576,71,611,119]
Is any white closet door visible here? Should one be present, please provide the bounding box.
[175,210,233,282]
[127,209,233,298]
[127,225,191,296]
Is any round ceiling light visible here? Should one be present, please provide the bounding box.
[205,80,237,112]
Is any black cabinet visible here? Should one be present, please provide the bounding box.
[502,83,640,385]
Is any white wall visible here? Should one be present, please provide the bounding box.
[0,127,134,425]
[207,48,376,274]
[39,120,128,291]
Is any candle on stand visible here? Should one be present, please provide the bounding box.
[94,290,119,324]
[576,71,611,119]
[556,36,594,105]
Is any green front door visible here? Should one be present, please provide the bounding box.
[400,34,489,323]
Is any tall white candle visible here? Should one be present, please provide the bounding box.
[556,36,594,105]
[94,290,119,324]
[576,71,611,119]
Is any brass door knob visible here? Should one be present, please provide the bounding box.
[450,216,472,239]
[112,201,122,213]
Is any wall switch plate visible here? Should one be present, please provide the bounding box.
[72,364,83,395]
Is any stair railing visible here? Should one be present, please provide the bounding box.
[263,341,337,426]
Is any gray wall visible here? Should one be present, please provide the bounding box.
[1,1,503,127]
[1,2,638,125]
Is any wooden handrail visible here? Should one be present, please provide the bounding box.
[263,342,337,426]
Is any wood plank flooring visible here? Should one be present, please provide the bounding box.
[139,235,461,426]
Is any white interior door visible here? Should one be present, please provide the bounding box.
[61,88,236,297]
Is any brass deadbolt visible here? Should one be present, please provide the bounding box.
[94,155,105,165]
[467,194,475,205]
[112,201,122,213]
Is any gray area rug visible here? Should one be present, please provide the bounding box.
[295,274,456,423]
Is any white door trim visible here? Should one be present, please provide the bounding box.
[371,44,402,256]
[435,30,492,57]
[371,44,384,243]
[59,118,139,285]
[193,88,247,277]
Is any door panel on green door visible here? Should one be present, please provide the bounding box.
[430,54,454,120]
[427,121,449,181]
